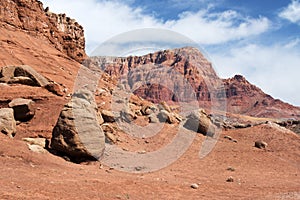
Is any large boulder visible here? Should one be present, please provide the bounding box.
[51,90,105,162]
[184,109,215,136]
[0,108,16,137]
[8,98,35,122]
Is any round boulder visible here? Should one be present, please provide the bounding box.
[184,109,215,136]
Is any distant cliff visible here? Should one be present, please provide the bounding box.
[0,0,86,62]
[86,47,300,119]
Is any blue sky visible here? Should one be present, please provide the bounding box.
[42,0,300,106]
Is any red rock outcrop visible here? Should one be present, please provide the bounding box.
[0,0,86,62]
[223,75,300,118]
[86,47,300,119]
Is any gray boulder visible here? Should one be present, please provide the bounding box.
[51,89,105,162]
[149,113,159,123]
[0,108,16,137]
[120,108,136,122]
[184,109,215,136]
[157,110,177,124]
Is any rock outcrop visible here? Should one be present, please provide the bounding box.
[51,90,105,162]
[0,108,17,137]
[0,65,49,87]
[0,0,86,62]
[0,65,66,96]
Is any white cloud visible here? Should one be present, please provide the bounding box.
[279,0,300,24]
[168,10,270,45]
[210,43,300,106]
[41,0,270,53]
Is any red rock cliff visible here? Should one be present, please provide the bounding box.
[0,0,86,62]
[86,47,300,119]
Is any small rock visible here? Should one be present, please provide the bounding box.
[157,110,177,124]
[159,101,171,113]
[105,132,117,144]
[149,113,159,123]
[141,105,154,115]
[45,82,64,96]
[101,110,115,123]
[121,108,136,122]
[224,135,232,140]
[138,150,146,154]
[8,98,35,122]
[22,137,47,148]
[101,123,117,144]
[0,108,16,137]
[190,183,199,189]
[28,144,47,153]
[135,166,145,171]
[226,176,234,182]
[227,167,235,171]
[254,140,268,149]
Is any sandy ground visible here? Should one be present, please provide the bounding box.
[0,123,299,200]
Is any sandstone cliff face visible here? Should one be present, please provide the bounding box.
[86,47,300,119]
[0,0,86,62]
[87,47,222,106]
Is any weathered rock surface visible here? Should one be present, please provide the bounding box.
[0,108,16,137]
[44,82,64,96]
[149,113,159,123]
[101,110,116,123]
[51,90,105,162]
[120,108,136,122]
[22,137,47,148]
[0,0,86,62]
[9,98,35,121]
[0,65,49,87]
[157,110,177,124]
[184,109,215,135]
[101,123,117,144]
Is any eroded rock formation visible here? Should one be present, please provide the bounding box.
[0,0,86,62]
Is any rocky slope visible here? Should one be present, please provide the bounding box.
[0,0,85,140]
[0,0,86,62]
